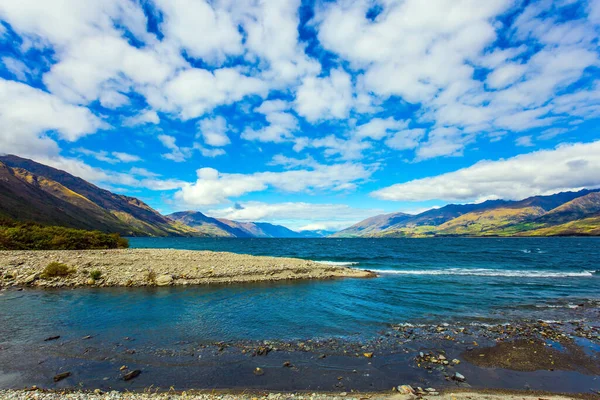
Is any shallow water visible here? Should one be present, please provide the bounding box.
[1,237,600,392]
[2,238,600,343]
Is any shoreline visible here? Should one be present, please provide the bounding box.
[0,249,375,288]
[0,389,596,400]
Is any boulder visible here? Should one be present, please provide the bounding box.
[397,385,415,395]
[53,372,71,382]
[156,275,173,286]
[24,273,38,284]
[453,372,466,382]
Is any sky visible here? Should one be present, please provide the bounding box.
[0,0,599,232]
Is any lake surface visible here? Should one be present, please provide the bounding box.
[1,237,600,392]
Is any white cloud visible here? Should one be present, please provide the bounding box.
[158,134,192,162]
[206,201,383,231]
[153,0,242,64]
[0,78,103,158]
[354,117,409,140]
[197,116,230,147]
[1,57,32,81]
[123,110,160,127]
[515,135,534,147]
[176,162,375,206]
[74,149,141,164]
[242,100,298,143]
[372,141,600,202]
[385,128,426,150]
[295,68,353,122]
[155,67,268,120]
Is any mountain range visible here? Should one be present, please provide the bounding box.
[0,155,323,238]
[333,189,600,237]
[1,154,599,238]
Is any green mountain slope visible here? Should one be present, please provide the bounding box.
[0,156,197,237]
[337,189,600,237]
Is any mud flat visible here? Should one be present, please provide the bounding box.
[0,389,591,400]
[0,249,374,288]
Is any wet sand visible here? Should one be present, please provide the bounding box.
[0,301,598,396]
[0,249,374,288]
[0,389,594,399]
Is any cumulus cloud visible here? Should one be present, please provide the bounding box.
[207,201,382,230]
[197,116,230,147]
[372,141,600,202]
[242,100,298,143]
[176,162,376,206]
[158,134,192,162]
[0,79,103,157]
[295,68,353,122]
[123,110,160,127]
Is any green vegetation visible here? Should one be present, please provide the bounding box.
[0,216,129,250]
[89,269,102,280]
[42,262,73,278]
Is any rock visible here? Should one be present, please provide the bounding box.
[156,274,173,286]
[24,273,38,284]
[82,335,92,340]
[123,369,141,381]
[254,367,264,376]
[120,365,128,371]
[282,361,292,368]
[438,354,446,360]
[44,336,60,341]
[93,389,103,395]
[53,372,71,382]
[86,278,95,285]
[453,372,466,382]
[425,388,437,392]
[397,385,415,395]
[452,358,460,364]
[363,352,374,358]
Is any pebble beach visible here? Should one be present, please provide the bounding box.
[0,249,375,288]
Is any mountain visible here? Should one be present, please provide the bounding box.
[168,211,307,238]
[0,155,197,237]
[334,189,600,237]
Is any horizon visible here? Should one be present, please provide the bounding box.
[1,1,600,231]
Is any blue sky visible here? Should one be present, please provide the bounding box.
[1,0,600,231]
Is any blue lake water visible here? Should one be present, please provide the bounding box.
[2,238,600,345]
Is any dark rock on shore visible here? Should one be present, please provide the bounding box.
[53,372,70,382]
[123,370,141,381]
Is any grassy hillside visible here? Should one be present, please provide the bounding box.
[338,189,600,238]
[0,156,197,237]
[0,216,129,250]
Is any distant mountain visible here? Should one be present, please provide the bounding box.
[334,189,600,237]
[0,155,197,237]
[168,211,307,238]
[297,229,337,238]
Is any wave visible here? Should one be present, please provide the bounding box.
[369,268,595,278]
[313,260,360,266]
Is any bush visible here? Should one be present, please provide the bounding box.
[42,262,73,278]
[0,218,129,250]
[89,270,102,280]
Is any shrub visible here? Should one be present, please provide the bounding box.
[42,262,73,278]
[0,217,129,250]
[89,270,102,280]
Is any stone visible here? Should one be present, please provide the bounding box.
[44,336,60,341]
[86,278,95,285]
[438,354,446,360]
[397,385,415,395]
[53,372,71,382]
[120,365,128,371]
[452,358,460,364]
[156,274,173,286]
[24,273,38,284]
[363,352,374,358]
[123,369,141,381]
[453,372,466,382]
[254,367,264,376]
